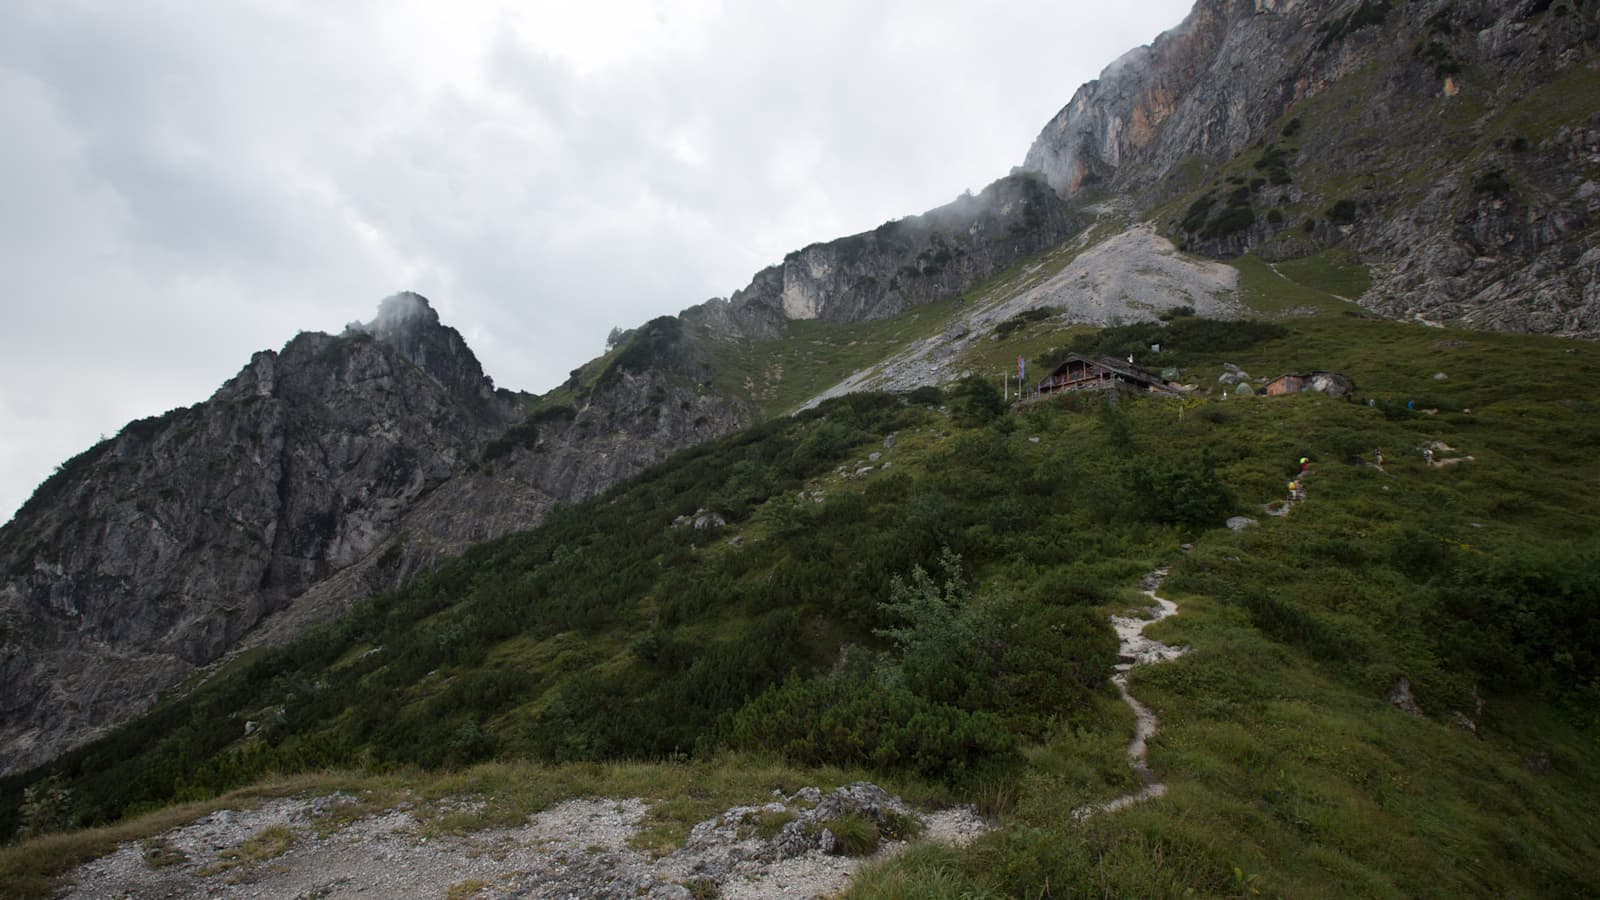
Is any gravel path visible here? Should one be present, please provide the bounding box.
[1075,567,1188,821]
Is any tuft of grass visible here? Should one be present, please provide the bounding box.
[878,810,925,842]
[683,876,721,899]
[139,836,187,869]
[747,808,795,840]
[818,813,881,857]
[200,824,296,876]
[849,843,995,899]
[446,878,492,900]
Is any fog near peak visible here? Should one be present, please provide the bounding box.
[369,292,440,332]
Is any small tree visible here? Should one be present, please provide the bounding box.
[876,549,1001,708]
[16,775,74,839]
[954,375,1006,427]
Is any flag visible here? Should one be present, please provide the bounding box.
[1017,356,1025,382]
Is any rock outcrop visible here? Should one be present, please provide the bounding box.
[0,294,515,773]
[688,172,1082,339]
[244,362,750,648]
[1021,0,1600,337]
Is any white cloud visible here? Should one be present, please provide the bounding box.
[0,0,1194,523]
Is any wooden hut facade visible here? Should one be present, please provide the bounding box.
[1036,353,1179,398]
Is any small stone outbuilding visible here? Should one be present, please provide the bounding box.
[1264,371,1354,399]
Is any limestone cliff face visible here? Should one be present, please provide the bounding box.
[1023,0,1394,199]
[1022,0,1600,336]
[0,297,502,773]
[1022,0,1261,196]
[691,173,1081,338]
[243,364,751,647]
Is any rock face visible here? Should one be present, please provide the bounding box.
[688,172,1082,339]
[1023,0,1261,197]
[244,362,750,648]
[0,294,512,773]
[0,294,749,774]
[1021,0,1600,337]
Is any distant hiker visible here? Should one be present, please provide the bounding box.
[1288,480,1300,501]
[1423,448,1434,465]
[1299,456,1310,474]
[1374,448,1384,468]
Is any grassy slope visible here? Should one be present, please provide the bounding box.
[7,272,1598,896]
[849,249,1600,898]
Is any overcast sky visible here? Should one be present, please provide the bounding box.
[0,0,1193,524]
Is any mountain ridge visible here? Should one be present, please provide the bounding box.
[4,0,1597,776]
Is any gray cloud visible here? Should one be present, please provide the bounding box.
[0,0,1193,522]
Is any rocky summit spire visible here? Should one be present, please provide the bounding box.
[345,292,497,411]
[367,291,441,338]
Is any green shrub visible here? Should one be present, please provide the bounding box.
[1201,206,1255,240]
[789,421,853,474]
[1435,543,1600,704]
[1121,451,1236,528]
[1473,168,1512,196]
[954,375,1006,427]
[1326,199,1359,224]
[597,316,686,387]
[993,307,1058,339]
[724,674,1016,780]
[14,776,74,839]
[880,809,925,841]
[1181,194,1217,233]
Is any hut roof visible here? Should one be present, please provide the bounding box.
[1046,353,1170,388]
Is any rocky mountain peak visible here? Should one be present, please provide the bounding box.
[342,291,503,415]
[364,290,442,339]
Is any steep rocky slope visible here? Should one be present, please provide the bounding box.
[0,296,750,774]
[0,294,513,772]
[1021,0,1600,335]
[802,222,1243,404]
[244,344,751,648]
[686,172,1082,339]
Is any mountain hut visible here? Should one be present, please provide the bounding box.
[1035,353,1179,398]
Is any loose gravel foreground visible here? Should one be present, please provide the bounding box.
[61,783,986,899]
